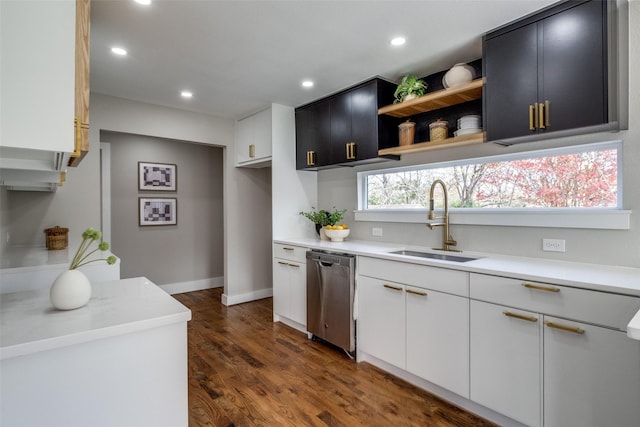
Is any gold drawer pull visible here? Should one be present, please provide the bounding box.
[383,284,403,292]
[544,321,585,335]
[522,283,560,293]
[503,311,538,322]
[277,261,288,266]
[287,263,300,268]
[282,247,295,251]
[529,104,536,131]
[406,289,427,297]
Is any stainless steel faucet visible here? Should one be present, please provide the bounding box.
[427,179,460,252]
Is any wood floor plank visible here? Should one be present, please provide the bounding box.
[174,288,497,427]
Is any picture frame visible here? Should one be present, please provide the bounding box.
[139,197,177,226]
[138,161,177,191]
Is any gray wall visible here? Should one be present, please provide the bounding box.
[103,131,223,285]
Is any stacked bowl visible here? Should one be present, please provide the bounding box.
[454,115,482,137]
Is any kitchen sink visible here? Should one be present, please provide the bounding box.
[388,250,478,263]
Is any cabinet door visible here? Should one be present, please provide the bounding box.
[272,258,290,320]
[349,82,379,162]
[295,100,330,169]
[406,287,469,398]
[251,108,272,160]
[235,116,253,164]
[543,316,640,427]
[539,0,606,133]
[484,23,539,141]
[470,300,541,427]
[287,261,306,326]
[329,90,352,164]
[357,276,405,369]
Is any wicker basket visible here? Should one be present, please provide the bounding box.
[44,226,69,250]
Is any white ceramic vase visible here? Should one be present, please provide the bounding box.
[50,269,92,310]
[443,63,474,88]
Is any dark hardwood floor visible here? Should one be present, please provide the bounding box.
[173,288,496,427]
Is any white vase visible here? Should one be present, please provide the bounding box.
[443,63,474,88]
[50,269,92,310]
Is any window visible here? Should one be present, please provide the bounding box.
[356,141,629,229]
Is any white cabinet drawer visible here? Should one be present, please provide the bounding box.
[273,243,307,263]
[359,257,468,296]
[470,273,640,330]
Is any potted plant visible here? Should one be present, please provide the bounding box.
[393,74,428,103]
[299,207,347,235]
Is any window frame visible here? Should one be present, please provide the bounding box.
[355,140,630,230]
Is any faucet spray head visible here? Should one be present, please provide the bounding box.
[428,199,435,220]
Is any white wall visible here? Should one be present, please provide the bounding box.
[318,1,640,268]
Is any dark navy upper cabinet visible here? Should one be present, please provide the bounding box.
[295,78,397,170]
[484,0,609,144]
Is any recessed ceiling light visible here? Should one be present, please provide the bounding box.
[111,47,127,56]
[181,91,193,99]
[134,0,152,5]
[390,36,406,46]
[302,80,314,88]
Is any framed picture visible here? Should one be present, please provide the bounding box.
[139,198,177,226]
[138,162,177,191]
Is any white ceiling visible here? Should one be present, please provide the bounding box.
[90,0,557,120]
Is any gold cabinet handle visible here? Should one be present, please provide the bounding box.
[71,116,82,158]
[306,150,316,166]
[345,142,356,160]
[287,263,300,268]
[529,104,537,131]
[503,311,538,322]
[538,102,545,129]
[383,283,403,292]
[544,321,585,335]
[522,283,560,293]
[277,261,288,266]
[406,289,427,297]
[545,100,550,127]
[282,247,294,251]
[249,144,255,158]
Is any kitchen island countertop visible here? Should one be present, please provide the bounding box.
[0,276,191,360]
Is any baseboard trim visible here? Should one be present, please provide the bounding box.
[159,276,223,295]
[221,287,273,306]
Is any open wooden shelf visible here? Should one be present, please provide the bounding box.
[378,79,484,118]
[378,132,485,156]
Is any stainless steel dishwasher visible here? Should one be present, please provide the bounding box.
[306,250,355,355]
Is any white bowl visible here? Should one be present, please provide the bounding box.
[324,228,350,242]
[454,128,482,137]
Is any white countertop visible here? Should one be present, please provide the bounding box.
[0,277,191,360]
[276,237,640,340]
[1,245,118,270]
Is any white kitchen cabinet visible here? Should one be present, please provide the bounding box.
[358,256,470,393]
[272,243,307,331]
[470,273,640,427]
[235,107,272,167]
[357,275,406,369]
[0,0,87,190]
[470,300,541,427]
[543,316,640,427]
[406,286,469,398]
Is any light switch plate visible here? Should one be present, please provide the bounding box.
[372,227,383,237]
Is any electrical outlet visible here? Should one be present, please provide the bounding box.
[371,227,383,237]
[542,238,566,253]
